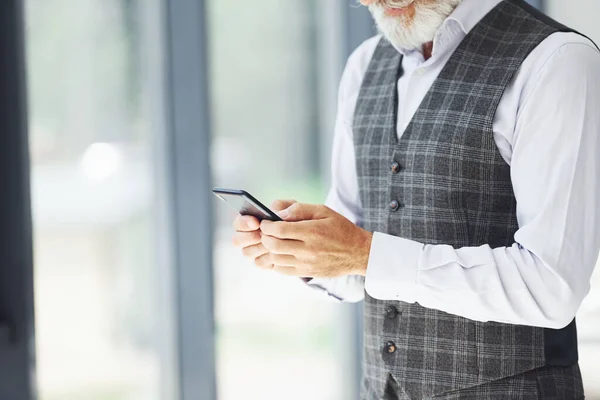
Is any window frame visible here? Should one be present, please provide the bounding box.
[0,0,37,398]
[162,0,216,399]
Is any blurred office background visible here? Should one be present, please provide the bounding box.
[9,0,599,399]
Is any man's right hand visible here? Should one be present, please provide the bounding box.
[232,199,297,269]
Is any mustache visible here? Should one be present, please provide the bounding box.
[370,0,416,9]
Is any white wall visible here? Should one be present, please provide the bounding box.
[547,0,600,43]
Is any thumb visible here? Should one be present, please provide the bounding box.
[270,199,297,212]
[279,203,328,222]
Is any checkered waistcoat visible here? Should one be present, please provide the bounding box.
[354,1,584,399]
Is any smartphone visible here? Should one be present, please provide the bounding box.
[212,188,282,222]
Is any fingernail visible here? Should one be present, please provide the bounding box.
[247,219,259,230]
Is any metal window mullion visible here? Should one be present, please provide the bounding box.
[162,0,216,399]
[0,0,37,399]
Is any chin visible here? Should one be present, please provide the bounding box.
[369,0,463,50]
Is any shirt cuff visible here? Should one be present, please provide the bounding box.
[304,277,344,302]
[364,232,423,301]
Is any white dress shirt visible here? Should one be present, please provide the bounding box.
[309,0,600,329]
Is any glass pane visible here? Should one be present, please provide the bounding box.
[208,1,348,399]
[544,2,600,396]
[25,1,177,399]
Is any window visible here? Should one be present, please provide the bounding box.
[208,1,353,399]
[25,0,177,398]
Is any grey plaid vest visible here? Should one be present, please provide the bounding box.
[353,1,586,398]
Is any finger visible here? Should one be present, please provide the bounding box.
[241,243,269,259]
[271,266,302,276]
[269,254,299,268]
[260,220,306,240]
[233,214,260,232]
[270,199,297,213]
[254,253,274,270]
[254,254,301,275]
[278,203,330,222]
[232,230,261,248]
[261,234,305,255]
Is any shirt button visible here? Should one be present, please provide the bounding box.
[389,200,401,212]
[385,305,399,319]
[385,341,397,354]
[391,162,401,174]
[416,68,425,75]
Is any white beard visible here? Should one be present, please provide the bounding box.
[369,0,463,50]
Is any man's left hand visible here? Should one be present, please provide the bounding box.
[258,203,373,278]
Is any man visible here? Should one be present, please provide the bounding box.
[233,0,600,398]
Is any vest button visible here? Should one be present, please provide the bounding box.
[385,305,399,319]
[385,341,397,354]
[391,162,401,174]
[389,200,400,211]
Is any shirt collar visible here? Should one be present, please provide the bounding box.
[393,0,503,57]
[447,0,504,36]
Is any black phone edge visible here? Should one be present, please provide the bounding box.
[212,187,283,222]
